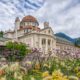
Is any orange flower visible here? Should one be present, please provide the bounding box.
[0,70,5,76]
[35,63,40,70]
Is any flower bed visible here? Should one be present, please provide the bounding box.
[0,58,79,80]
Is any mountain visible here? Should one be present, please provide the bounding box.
[75,38,80,46]
[55,32,75,43]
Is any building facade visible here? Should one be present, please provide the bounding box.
[1,15,80,54]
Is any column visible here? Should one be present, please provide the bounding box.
[45,39,48,54]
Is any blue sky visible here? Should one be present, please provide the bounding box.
[0,0,80,38]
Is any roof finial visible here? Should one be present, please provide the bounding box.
[44,22,49,28]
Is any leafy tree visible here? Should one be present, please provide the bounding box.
[75,38,80,47]
[5,41,31,61]
[0,31,3,37]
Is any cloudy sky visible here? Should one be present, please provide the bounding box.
[0,0,80,38]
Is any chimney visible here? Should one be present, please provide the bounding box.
[44,22,49,28]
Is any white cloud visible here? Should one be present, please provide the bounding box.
[0,0,80,38]
[34,0,80,38]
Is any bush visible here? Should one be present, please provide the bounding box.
[5,41,30,61]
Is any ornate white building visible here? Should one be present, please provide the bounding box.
[1,15,80,54]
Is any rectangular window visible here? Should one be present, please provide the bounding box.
[24,29,28,33]
[48,40,51,45]
[42,39,46,45]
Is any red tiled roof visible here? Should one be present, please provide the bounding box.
[22,15,38,22]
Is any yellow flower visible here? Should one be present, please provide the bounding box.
[52,70,63,77]
[26,61,32,64]
[52,70,69,80]
[31,77,35,80]
[42,71,50,78]
[69,76,79,80]
[14,72,23,80]
[0,64,8,70]
[0,76,6,80]
[76,72,80,78]
[32,70,42,74]
[9,62,20,72]
[74,67,79,73]
[43,76,52,80]
[43,64,50,68]
[60,62,65,67]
